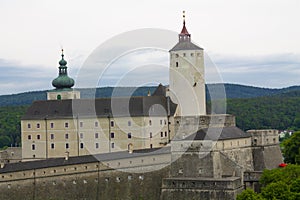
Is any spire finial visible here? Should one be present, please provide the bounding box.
[61,49,64,58]
[183,10,186,24]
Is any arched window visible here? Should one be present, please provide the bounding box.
[57,94,61,100]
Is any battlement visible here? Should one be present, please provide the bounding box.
[247,129,279,146]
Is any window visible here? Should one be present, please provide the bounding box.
[57,94,61,100]
[150,144,153,149]
[128,121,131,126]
[95,122,98,127]
[80,143,84,149]
[65,143,69,149]
[197,53,201,57]
[65,134,69,139]
[51,143,55,149]
[37,123,40,128]
[80,122,83,128]
[160,120,163,125]
[50,134,54,140]
[50,123,54,128]
[176,62,178,67]
[65,122,69,128]
[150,132,152,138]
[149,120,152,126]
[191,53,194,57]
[95,143,99,149]
[111,132,114,138]
[37,135,41,140]
[95,133,99,139]
[128,133,132,139]
[183,53,186,57]
[175,54,179,58]
[32,144,35,150]
[111,143,115,148]
[161,132,163,137]
[28,135,32,140]
[165,131,167,137]
[27,123,31,129]
[80,133,83,139]
[164,120,167,125]
[110,121,114,127]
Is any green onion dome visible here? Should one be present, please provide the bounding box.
[52,50,75,89]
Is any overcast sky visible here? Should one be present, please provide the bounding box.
[0,0,299,95]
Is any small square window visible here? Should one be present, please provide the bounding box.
[160,120,163,125]
[80,143,84,149]
[65,122,69,128]
[50,134,54,140]
[111,143,115,148]
[66,143,69,149]
[183,53,186,57]
[65,134,69,139]
[50,123,54,128]
[176,62,179,67]
[37,135,41,140]
[51,143,55,149]
[80,133,83,139]
[111,132,114,138]
[28,135,32,140]
[150,132,152,138]
[95,133,99,139]
[165,131,167,137]
[80,122,83,128]
[149,120,152,126]
[128,133,132,139]
[32,144,35,150]
[95,143,99,149]
[110,121,114,127]
[128,121,131,126]
[161,132,163,137]
[37,123,40,128]
[191,53,194,57]
[27,123,31,129]
[95,122,98,127]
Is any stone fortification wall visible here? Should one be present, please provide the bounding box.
[0,152,170,200]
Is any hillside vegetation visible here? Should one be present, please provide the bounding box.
[1,84,300,107]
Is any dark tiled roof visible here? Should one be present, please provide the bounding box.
[0,147,171,174]
[22,95,177,120]
[170,41,203,51]
[184,126,251,141]
[152,84,166,96]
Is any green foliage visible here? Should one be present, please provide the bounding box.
[239,165,300,200]
[0,106,28,148]
[283,132,300,164]
[226,96,300,131]
[261,181,292,200]
[236,189,263,200]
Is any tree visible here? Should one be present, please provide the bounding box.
[236,189,264,200]
[283,131,300,164]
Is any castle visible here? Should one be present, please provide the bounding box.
[0,13,283,200]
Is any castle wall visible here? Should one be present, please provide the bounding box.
[22,116,172,160]
[0,152,171,200]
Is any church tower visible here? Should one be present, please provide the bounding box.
[169,11,206,116]
[47,50,80,100]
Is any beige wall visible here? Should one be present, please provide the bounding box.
[47,90,80,100]
[169,49,206,116]
[21,116,174,160]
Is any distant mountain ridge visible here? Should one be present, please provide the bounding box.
[1,83,300,107]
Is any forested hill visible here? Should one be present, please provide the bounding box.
[1,83,300,107]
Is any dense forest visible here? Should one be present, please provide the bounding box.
[1,84,300,106]
[0,84,300,148]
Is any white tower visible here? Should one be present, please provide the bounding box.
[169,12,206,116]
